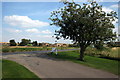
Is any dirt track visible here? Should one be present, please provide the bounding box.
[2,51,118,78]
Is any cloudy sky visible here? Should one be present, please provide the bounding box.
[1,1,119,43]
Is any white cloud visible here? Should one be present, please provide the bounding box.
[37,35,52,38]
[25,28,52,34]
[4,15,49,28]
[25,28,40,33]
[14,30,22,33]
[112,18,118,25]
[44,35,52,38]
[110,4,118,8]
[5,28,22,33]
[36,34,72,44]
[102,7,113,13]
[41,30,52,34]
[113,27,118,34]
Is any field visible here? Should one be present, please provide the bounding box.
[48,50,119,75]
[2,59,41,80]
[2,46,77,53]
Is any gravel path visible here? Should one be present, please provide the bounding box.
[2,51,118,78]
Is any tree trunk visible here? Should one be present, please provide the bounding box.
[79,47,86,61]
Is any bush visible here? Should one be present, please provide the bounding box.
[27,44,33,46]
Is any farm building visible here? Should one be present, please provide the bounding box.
[54,43,69,47]
[39,43,69,47]
[40,42,51,47]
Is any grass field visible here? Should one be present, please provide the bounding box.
[2,46,77,53]
[48,50,119,75]
[2,59,40,79]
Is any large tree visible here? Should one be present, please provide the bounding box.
[49,1,117,61]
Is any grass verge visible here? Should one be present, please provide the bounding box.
[2,47,77,53]
[48,50,119,75]
[2,59,41,79]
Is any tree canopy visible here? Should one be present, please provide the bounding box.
[19,39,31,46]
[49,1,117,61]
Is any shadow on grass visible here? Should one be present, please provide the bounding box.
[33,50,119,75]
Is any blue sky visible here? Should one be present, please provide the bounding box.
[1,1,119,43]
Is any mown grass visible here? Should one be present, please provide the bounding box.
[48,50,119,75]
[2,59,41,79]
[2,47,49,53]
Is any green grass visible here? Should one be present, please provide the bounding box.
[2,47,50,53]
[2,45,119,58]
[48,50,119,75]
[2,47,77,53]
[2,59,41,79]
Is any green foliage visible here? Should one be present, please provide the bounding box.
[32,41,38,46]
[38,43,42,46]
[2,59,40,79]
[107,42,114,47]
[49,1,117,60]
[9,40,17,46]
[94,41,104,50]
[19,39,31,46]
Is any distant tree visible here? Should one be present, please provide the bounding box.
[32,41,38,46]
[39,43,42,46]
[49,1,117,61]
[9,39,16,46]
[19,39,31,46]
[17,42,19,45]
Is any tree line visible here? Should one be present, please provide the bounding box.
[9,39,41,46]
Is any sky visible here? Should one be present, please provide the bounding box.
[1,1,119,43]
